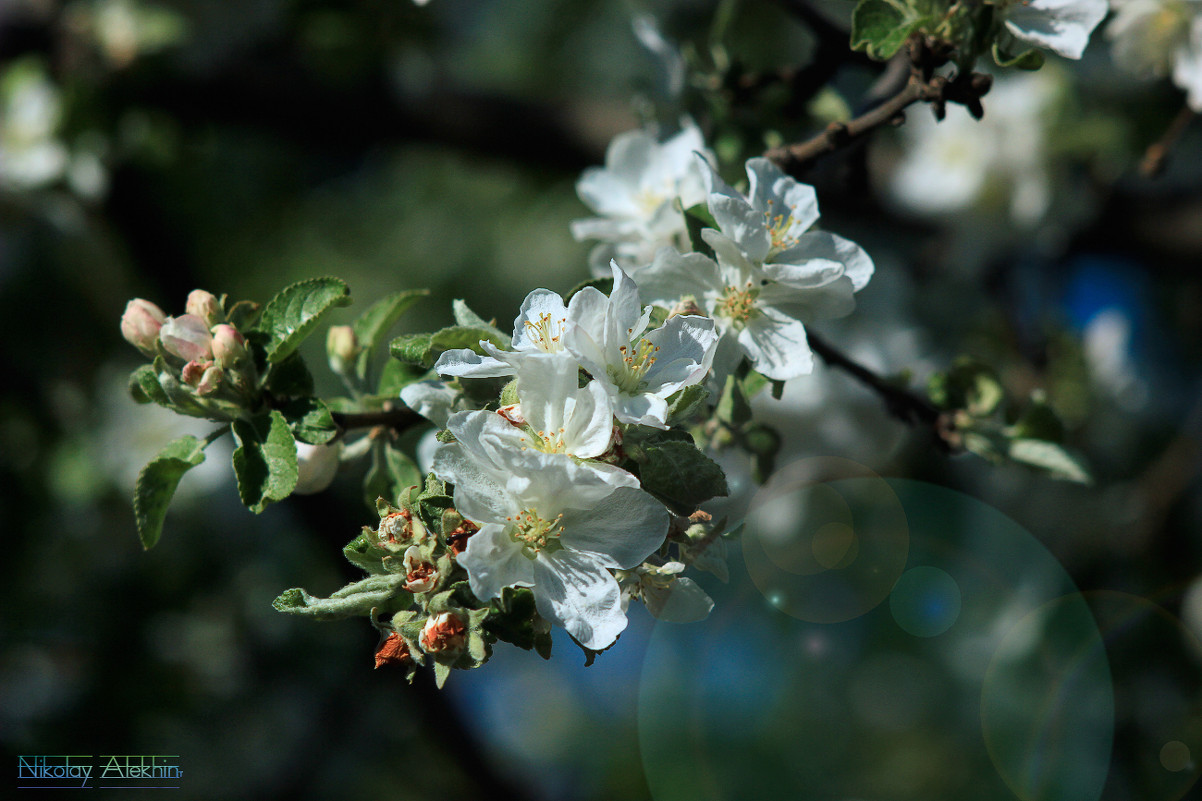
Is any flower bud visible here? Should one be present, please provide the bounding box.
[120,299,166,354]
[196,364,223,396]
[326,325,360,375]
[211,324,249,369]
[420,611,467,654]
[185,289,222,326]
[160,314,214,362]
[294,440,343,495]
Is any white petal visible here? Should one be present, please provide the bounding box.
[511,289,570,353]
[640,313,718,394]
[760,276,857,322]
[434,347,513,378]
[533,549,628,650]
[576,167,642,218]
[738,307,815,381]
[607,262,652,343]
[559,486,669,569]
[431,442,518,524]
[635,246,724,308]
[746,157,821,236]
[458,523,534,600]
[400,380,459,427]
[563,380,615,458]
[769,230,874,292]
[643,576,715,622]
[612,391,671,428]
[1174,21,1202,112]
[1004,0,1108,59]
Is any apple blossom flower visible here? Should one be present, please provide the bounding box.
[698,157,874,290]
[511,355,615,458]
[159,314,214,363]
[565,263,717,428]
[433,410,668,649]
[433,288,578,379]
[637,239,859,382]
[1108,0,1202,110]
[1001,0,1109,60]
[571,122,714,276]
[420,611,467,654]
[619,561,714,622]
[402,546,439,593]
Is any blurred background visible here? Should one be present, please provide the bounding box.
[2,0,1201,799]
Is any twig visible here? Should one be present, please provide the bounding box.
[763,37,992,172]
[332,406,423,436]
[805,329,950,448]
[1140,104,1196,178]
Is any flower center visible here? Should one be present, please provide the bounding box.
[524,312,566,353]
[610,338,659,394]
[507,508,564,556]
[716,282,759,327]
[763,199,801,251]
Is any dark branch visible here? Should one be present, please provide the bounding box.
[332,407,423,436]
[1141,103,1196,178]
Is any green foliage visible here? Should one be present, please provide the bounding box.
[272,574,409,620]
[683,202,718,260]
[278,397,338,445]
[485,586,553,659]
[627,428,729,515]
[257,276,352,364]
[364,440,423,509]
[231,410,299,513]
[389,325,510,368]
[929,357,1004,417]
[451,299,509,344]
[128,364,172,408]
[134,435,208,550]
[666,384,711,426]
[851,0,932,61]
[352,288,429,379]
[261,349,315,398]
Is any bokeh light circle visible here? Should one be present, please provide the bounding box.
[641,477,1114,801]
[741,458,909,623]
[890,566,962,637]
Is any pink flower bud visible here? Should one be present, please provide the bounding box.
[420,611,467,654]
[185,289,222,326]
[120,299,166,354]
[211,324,249,369]
[196,364,223,396]
[160,314,214,362]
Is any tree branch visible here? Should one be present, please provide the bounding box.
[332,406,423,436]
[1141,103,1196,178]
[805,329,951,448]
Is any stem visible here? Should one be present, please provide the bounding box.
[1140,104,1196,178]
[332,407,424,435]
[805,329,949,443]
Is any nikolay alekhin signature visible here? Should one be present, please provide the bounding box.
[17,755,182,789]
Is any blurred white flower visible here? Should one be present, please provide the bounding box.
[886,70,1062,227]
[293,441,343,495]
[0,59,69,191]
[1108,0,1202,110]
[1002,0,1110,60]
[571,122,714,276]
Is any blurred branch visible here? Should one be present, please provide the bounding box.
[332,406,422,437]
[806,329,950,447]
[1140,104,1196,178]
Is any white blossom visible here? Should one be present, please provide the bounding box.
[434,288,577,379]
[565,263,717,428]
[1002,0,1109,60]
[571,122,714,276]
[433,410,668,649]
[619,561,714,622]
[1108,0,1202,110]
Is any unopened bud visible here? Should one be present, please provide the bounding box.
[120,299,166,354]
[211,324,249,369]
[196,364,223,396]
[160,314,214,362]
[186,289,222,326]
[294,440,343,495]
[326,325,360,375]
[420,611,466,654]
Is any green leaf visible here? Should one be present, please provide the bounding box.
[716,373,752,427]
[928,357,1004,417]
[226,300,262,330]
[279,397,338,445]
[433,661,452,689]
[352,288,429,379]
[564,276,613,302]
[992,41,1044,70]
[343,531,388,575]
[262,349,315,398]
[134,435,207,550]
[129,365,171,407]
[364,441,423,509]
[683,203,717,260]
[451,299,509,345]
[377,359,429,397]
[1007,439,1092,484]
[272,573,408,620]
[389,325,509,369]
[666,384,710,426]
[1007,395,1065,443]
[637,439,729,515]
[257,276,352,364]
[851,0,930,60]
[231,410,299,513]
